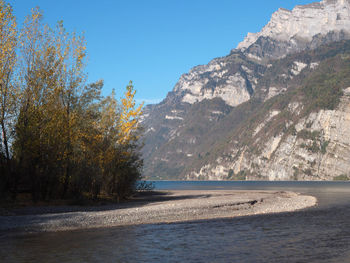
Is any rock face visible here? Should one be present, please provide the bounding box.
[169,52,262,107]
[188,88,350,181]
[175,63,251,107]
[238,0,350,51]
[142,0,350,181]
[171,0,350,109]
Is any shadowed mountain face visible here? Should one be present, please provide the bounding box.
[142,0,350,180]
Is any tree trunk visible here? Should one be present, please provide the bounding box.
[62,98,71,198]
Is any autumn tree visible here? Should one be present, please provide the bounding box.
[112,81,143,200]
[0,0,17,196]
[88,82,144,201]
[1,2,145,202]
[74,80,103,199]
[12,8,87,200]
[56,23,87,198]
[119,81,143,144]
[14,8,64,200]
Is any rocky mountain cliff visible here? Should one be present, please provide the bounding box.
[142,0,350,181]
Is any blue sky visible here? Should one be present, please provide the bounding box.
[9,0,315,105]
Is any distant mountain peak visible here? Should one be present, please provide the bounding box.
[237,0,350,51]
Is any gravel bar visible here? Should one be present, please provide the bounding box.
[0,190,317,234]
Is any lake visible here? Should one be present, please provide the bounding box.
[1,181,350,263]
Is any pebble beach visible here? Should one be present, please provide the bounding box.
[0,190,317,234]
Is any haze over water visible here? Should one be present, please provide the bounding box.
[1,181,350,263]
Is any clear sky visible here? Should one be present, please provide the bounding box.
[8,0,315,105]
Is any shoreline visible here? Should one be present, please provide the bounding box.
[0,190,317,235]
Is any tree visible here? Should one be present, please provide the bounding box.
[113,82,143,200]
[69,80,103,199]
[56,22,87,198]
[96,83,144,201]
[0,1,145,203]
[0,0,17,196]
[14,8,61,200]
[118,81,143,145]
[14,8,87,200]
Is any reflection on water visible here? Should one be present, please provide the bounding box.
[1,181,350,263]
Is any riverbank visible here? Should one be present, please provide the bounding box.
[0,190,317,234]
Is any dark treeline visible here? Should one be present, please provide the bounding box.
[0,2,144,202]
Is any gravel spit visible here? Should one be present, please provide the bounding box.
[0,190,317,234]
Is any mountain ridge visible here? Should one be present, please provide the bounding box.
[237,0,350,51]
[142,0,350,180]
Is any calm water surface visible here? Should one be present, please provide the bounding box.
[1,181,350,263]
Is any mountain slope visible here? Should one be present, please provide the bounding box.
[142,0,350,180]
[187,41,350,180]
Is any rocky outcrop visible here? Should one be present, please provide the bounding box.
[187,88,350,181]
[238,0,350,51]
[170,53,262,107]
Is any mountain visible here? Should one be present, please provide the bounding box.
[142,0,350,181]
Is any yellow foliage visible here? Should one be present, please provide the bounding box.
[1,1,143,200]
[0,0,18,159]
[118,81,143,144]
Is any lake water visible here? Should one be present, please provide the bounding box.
[1,181,350,263]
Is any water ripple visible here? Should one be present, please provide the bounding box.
[1,182,350,263]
